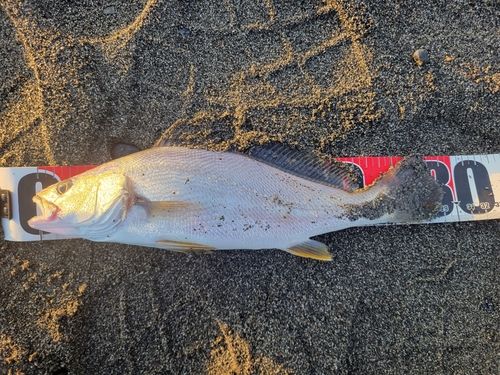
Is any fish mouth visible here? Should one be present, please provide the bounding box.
[28,195,60,229]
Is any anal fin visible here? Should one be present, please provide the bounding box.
[156,239,215,254]
[283,240,332,261]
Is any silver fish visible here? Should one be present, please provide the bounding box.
[28,145,442,260]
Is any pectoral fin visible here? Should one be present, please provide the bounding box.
[137,201,204,220]
[156,239,215,254]
[283,240,332,261]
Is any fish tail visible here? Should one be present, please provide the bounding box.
[344,157,443,222]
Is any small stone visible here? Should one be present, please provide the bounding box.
[178,28,191,38]
[103,6,116,15]
[111,143,140,159]
[413,49,429,66]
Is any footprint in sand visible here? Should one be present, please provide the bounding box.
[0,0,379,166]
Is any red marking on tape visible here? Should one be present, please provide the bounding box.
[337,156,404,186]
[38,166,96,181]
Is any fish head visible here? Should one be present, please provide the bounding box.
[28,172,133,237]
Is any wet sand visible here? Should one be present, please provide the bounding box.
[1,0,499,373]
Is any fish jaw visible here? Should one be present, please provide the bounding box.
[28,195,60,229]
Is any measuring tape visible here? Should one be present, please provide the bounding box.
[1,154,499,242]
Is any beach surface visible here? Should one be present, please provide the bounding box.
[1,0,499,373]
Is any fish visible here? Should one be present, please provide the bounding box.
[28,143,443,261]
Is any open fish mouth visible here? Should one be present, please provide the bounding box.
[28,195,60,229]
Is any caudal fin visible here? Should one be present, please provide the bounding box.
[343,157,443,223]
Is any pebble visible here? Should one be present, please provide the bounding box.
[111,143,140,159]
[413,49,430,66]
[103,6,116,15]
[178,28,191,38]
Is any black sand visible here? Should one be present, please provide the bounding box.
[1,0,499,373]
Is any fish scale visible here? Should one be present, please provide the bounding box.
[104,148,351,246]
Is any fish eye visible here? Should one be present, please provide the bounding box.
[56,180,73,195]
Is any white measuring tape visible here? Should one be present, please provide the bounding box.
[1,154,499,242]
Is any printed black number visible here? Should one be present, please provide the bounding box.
[18,172,59,235]
[349,163,364,189]
[425,161,454,216]
[454,160,494,214]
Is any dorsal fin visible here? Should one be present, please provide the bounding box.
[152,135,361,191]
[154,129,186,148]
[154,137,178,148]
[247,143,360,191]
